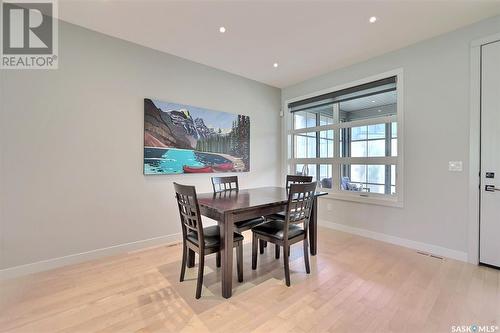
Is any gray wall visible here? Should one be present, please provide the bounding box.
[0,21,281,271]
[282,16,500,258]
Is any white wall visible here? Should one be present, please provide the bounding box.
[0,21,281,275]
[282,15,500,261]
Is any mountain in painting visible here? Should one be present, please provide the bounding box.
[144,98,212,149]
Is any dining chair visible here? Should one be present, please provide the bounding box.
[286,175,314,189]
[266,174,313,258]
[174,182,244,299]
[211,176,266,264]
[211,175,239,193]
[251,181,317,286]
[269,175,313,221]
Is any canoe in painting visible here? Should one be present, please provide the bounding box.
[182,165,214,173]
[212,162,234,172]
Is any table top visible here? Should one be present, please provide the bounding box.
[197,186,328,214]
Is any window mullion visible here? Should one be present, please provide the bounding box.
[385,123,391,195]
[315,112,320,182]
[290,108,295,176]
[332,103,341,191]
[288,114,397,135]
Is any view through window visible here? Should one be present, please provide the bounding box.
[288,76,400,199]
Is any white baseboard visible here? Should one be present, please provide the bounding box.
[0,233,182,280]
[319,220,468,262]
[1,222,469,280]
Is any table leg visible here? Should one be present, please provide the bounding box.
[187,249,195,268]
[221,213,234,298]
[309,196,318,255]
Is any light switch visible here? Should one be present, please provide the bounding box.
[448,161,463,172]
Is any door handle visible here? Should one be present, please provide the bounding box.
[485,185,500,192]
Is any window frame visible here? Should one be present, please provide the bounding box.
[282,69,404,207]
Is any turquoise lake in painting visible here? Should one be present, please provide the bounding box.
[144,148,203,174]
[144,147,233,174]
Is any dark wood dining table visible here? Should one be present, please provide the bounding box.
[188,186,328,299]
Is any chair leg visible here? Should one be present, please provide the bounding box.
[188,249,195,267]
[180,243,187,282]
[252,233,258,270]
[259,239,265,254]
[196,253,204,299]
[216,251,221,268]
[237,242,243,282]
[283,244,291,287]
[303,238,310,274]
[275,244,280,259]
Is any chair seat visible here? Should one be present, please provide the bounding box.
[252,220,305,240]
[234,217,265,231]
[187,225,244,248]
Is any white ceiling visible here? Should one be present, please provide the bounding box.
[58,1,500,88]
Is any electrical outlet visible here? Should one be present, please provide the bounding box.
[448,161,463,172]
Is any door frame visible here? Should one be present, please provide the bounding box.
[469,33,500,265]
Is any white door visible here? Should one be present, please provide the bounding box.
[480,40,500,268]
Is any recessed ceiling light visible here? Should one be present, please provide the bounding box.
[371,100,376,103]
[219,26,226,33]
[273,62,279,68]
[369,16,377,23]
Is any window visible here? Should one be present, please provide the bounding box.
[286,73,403,204]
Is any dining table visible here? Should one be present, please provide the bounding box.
[188,186,328,299]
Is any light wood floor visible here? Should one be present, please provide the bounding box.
[1,227,499,333]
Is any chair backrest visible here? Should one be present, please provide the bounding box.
[211,176,239,193]
[283,182,317,241]
[286,175,313,189]
[174,182,204,245]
